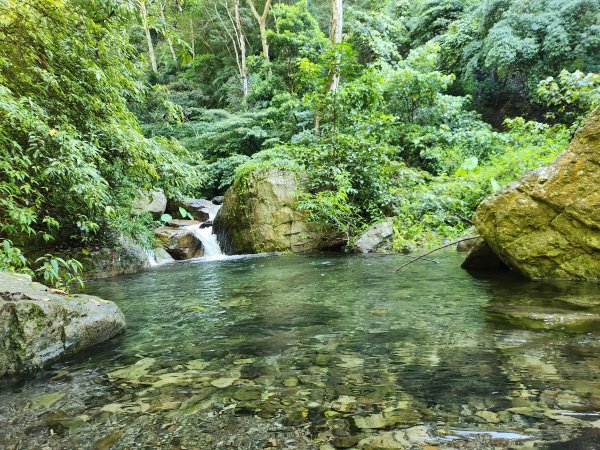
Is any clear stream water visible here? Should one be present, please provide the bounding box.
[1,251,600,449]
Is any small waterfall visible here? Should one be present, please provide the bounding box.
[193,226,223,258]
[183,204,224,259]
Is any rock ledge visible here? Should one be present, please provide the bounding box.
[0,272,126,377]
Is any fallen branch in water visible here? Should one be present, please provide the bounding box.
[397,254,439,264]
[394,236,480,272]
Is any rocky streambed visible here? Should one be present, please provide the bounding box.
[1,252,600,449]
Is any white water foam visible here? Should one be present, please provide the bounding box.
[184,204,226,260]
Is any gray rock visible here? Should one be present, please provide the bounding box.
[168,198,220,222]
[154,227,203,260]
[214,169,344,254]
[56,237,152,280]
[352,219,394,253]
[212,196,225,205]
[456,236,479,253]
[132,189,167,219]
[166,219,202,228]
[0,272,125,377]
[149,247,174,266]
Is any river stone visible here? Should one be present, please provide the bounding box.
[0,272,126,377]
[358,431,410,449]
[353,413,390,429]
[213,169,344,254]
[132,189,167,219]
[168,198,219,222]
[154,227,203,260]
[150,247,174,266]
[469,106,600,281]
[352,219,394,253]
[487,304,600,333]
[51,236,153,279]
[166,219,202,228]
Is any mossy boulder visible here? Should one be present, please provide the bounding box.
[50,237,158,280]
[469,107,600,281]
[213,169,342,254]
[0,272,126,377]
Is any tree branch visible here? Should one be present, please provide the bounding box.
[394,237,480,272]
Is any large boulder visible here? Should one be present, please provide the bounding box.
[214,169,342,254]
[469,107,600,281]
[132,189,167,219]
[56,237,155,279]
[0,272,126,377]
[352,219,394,253]
[154,226,203,260]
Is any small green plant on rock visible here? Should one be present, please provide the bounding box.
[34,255,84,293]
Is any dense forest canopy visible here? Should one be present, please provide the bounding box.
[1,0,600,274]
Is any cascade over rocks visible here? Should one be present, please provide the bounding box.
[214,169,343,254]
[465,107,600,281]
[0,272,126,377]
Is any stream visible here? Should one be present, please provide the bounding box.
[1,251,600,449]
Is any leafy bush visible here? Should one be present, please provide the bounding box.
[34,255,84,293]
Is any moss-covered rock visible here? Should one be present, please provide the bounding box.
[213,169,342,254]
[470,107,600,281]
[0,272,125,377]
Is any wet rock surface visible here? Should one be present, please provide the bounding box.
[50,237,155,280]
[214,169,343,254]
[471,106,600,281]
[0,272,125,377]
[154,226,203,260]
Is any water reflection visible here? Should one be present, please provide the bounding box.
[0,251,599,449]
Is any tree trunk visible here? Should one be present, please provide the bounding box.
[247,0,272,63]
[329,0,343,92]
[139,0,158,73]
[159,1,178,62]
[189,18,195,60]
[234,0,248,97]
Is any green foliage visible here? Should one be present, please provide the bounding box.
[0,240,32,275]
[34,255,84,293]
[0,0,202,249]
[5,0,590,257]
[437,0,600,122]
[537,70,600,124]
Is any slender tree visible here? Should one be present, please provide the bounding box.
[221,0,249,98]
[138,0,158,73]
[246,0,272,63]
[158,0,178,62]
[329,0,343,92]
